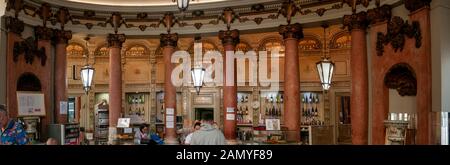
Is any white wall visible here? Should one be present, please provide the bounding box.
[431,0,450,113]
[388,89,417,114]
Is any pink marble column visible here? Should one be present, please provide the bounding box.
[343,12,370,145]
[219,29,239,144]
[279,23,303,143]
[107,34,126,127]
[53,30,72,124]
[161,33,179,144]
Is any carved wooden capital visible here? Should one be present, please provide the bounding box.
[35,26,53,41]
[367,5,392,25]
[343,12,369,31]
[52,29,72,45]
[404,0,431,13]
[5,16,24,35]
[107,33,126,48]
[160,33,178,47]
[279,23,303,40]
[279,0,299,24]
[376,16,422,56]
[218,29,240,46]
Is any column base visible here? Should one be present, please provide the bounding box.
[226,139,238,145]
[164,137,179,145]
[108,127,118,145]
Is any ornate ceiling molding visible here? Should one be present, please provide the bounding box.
[5,0,402,35]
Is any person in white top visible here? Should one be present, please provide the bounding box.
[184,122,201,145]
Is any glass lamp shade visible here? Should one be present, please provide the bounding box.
[80,65,95,94]
[176,0,190,11]
[316,58,334,91]
[191,67,205,95]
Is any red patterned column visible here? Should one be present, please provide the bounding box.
[53,30,72,124]
[343,12,369,144]
[219,29,239,144]
[107,34,126,127]
[279,23,303,143]
[161,33,179,144]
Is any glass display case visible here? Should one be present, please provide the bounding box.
[48,123,80,145]
[301,92,324,126]
[95,102,109,145]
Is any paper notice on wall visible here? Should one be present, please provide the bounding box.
[166,115,174,122]
[166,108,174,115]
[226,107,234,113]
[226,114,235,121]
[60,101,68,115]
[166,121,174,128]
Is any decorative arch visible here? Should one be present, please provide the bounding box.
[66,43,85,56]
[257,36,283,51]
[125,44,149,57]
[298,34,322,51]
[17,72,42,91]
[384,63,417,96]
[236,40,253,52]
[95,44,109,56]
[187,39,219,54]
[329,30,351,49]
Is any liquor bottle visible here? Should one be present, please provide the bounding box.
[245,106,249,115]
[309,94,313,103]
[244,95,248,103]
[269,95,273,103]
[272,105,276,118]
[241,95,245,103]
[280,95,284,103]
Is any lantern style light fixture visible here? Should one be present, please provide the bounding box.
[316,24,334,91]
[172,0,194,11]
[191,36,205,95]
[80,37,95,94]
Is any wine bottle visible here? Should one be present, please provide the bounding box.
[245,95,248,103]
[269,95,273,103]
[280,95,284,103]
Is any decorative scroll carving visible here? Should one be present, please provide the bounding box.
[384,63,417,96]
[66,43,84,56]
[13,37,47,66]
[404,0,431,13]
[329,31,351,49]
[107,33,126,48]
[279,23,303,40]
[218,29,240,46]
[5,16,24,35]
[126,46,148,56]
[376,16,422,56]
[160,33,178,47]
[343,11,369,31]
[95,47,109,56]
[367,5,392,25]
[6,0,25,18]
[55,7,71,30]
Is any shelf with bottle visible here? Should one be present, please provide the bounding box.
[301,92,324,126]
[260,92,284,125]
[237,92,253,125]
[126,93,147,118]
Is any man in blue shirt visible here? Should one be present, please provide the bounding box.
[0,104,28,145]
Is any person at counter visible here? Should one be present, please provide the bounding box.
[134,124,150,144]
[184,122,201,145]
[190,114,225,145]
[0,104,28,145]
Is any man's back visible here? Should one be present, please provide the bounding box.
[190,123,225,145]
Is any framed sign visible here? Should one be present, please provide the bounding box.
[117,118,130,128]
[265,119,280,131]
[17,92,46,116]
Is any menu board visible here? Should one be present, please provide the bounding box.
[17,92,46,116]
